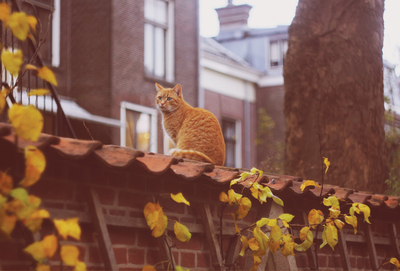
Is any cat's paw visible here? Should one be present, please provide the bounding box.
[168,148,178,155]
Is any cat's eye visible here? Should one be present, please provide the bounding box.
[167,97,172,101]
[157,96,162,100]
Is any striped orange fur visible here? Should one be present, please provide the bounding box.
[155,83,225,165]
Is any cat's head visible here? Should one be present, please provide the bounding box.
[155,83,183,113]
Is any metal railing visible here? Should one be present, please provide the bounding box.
[0,0,76,138]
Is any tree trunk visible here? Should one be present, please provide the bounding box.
[284,0,388,193]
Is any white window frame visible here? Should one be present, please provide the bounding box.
[52,0,60,67]
[268,39,288,68]
[222,118,242,168]
[144,0,174,82]
[120,102,158,152]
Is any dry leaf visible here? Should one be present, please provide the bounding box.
[9,104,43,141]
[8,12,29,41]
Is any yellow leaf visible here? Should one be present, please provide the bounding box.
[320,225,338,250]
[390,258,400,268]
[324,157,330,174]
[250,255,262,271]
[253,226,269,251]
[227,189,242,205]
[219,191,228,203]
[270,225,282,242]
[300,180,321,191]
[174,221,191,242]
[24,241,46,262]
[0,171,13,195]
[239,235,248,256]
[334,219,345,230]
[232,214,240,234]
[26,64,38,70]
[1,49,23,76]
[146,207,168,238]
[0,3,10,25]
[42,234,57,258]
[74,261,87,271]
[37,66,58,86]
[248,238,259,251]
[235,197,252,220]
[329,206,341,219]
[269,238,280,254]
[142,266,157,271]
[0,213,17,236]
[54,218,81,240]
[279,213,294,223]
[36,264,51,271]
[27,15,37,32]
[61,245,79,266]
[230,177,240,187]
[20,146,46,187]
[0,88,9,114]
[267,218,277,227]
[170,192,190,206]
[9,104,43,141]
[344,215,358,234]
[250,167,263,178]
[281,234,295,257]
[295,227,313,252]
[308,209,324,229]
[143,202,160,219]
[358,204,371,224]
[24,209,50,232]
[8,12,30,41]
[240,172,250,180]
[28,89,50,97]
[256,217,270,228]
[323,196,339,208]
[272,195,284,206]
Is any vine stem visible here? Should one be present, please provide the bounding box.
[318,133,325,198]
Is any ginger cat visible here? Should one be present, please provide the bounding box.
[155,83,225,165]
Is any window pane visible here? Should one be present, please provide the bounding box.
[145,0,155,20]
[270,41,280,67]
[144,23,154,75]
[154,0,167,24]
[222,120,236,167]
[282,40,288,63]
[154,27,165,78]
[125,110,151,151]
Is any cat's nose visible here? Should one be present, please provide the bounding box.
[160,102,165,106]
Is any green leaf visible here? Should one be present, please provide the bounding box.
[10,188,28,203]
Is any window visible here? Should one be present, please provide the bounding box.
[120,102,158,152]
[22,0,56,65]
[144,0,174,81]
[269,39,288,67]
[222,119,242,168]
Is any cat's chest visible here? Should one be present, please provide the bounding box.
[162,117,181,143]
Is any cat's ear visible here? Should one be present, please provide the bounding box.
[172,84,182,97]
[155,83,163,92]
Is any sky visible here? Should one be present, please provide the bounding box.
[200,0,400,74]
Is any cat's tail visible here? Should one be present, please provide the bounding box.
[169,148,214,164]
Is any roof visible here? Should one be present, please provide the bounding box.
[1,122,399,212]
[215,25,289,42]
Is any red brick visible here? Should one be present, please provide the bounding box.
[109,226,136,245]
[66,203,86,212]
[138,230,158,248]
[147,249,162,265]
[80,224,96,243]
[94,187,115,205]
[196,252,210,268]
[43,201,65,209]
[130,211,144,218]
[89,246,103,263]
[118,191,148,208]
[350,244,363,256]
[350,256,356,268]
[180,217,195,224]
[128,248,145,264]
[30,180,74,200]
[295,253,308,268]
[357,257,364,269]
[109,209,126,216]
[318,255,327,268]
[159,197,185,214]
[89,168,109,186]
[113,247,127,264]
[173,251,179,263]
[173,234,202,250]
[181,252,195,268]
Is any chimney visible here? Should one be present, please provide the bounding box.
[215,1,252,31]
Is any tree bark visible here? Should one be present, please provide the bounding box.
[284,0,388,193]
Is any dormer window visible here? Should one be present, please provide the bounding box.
[270,39,288,67]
